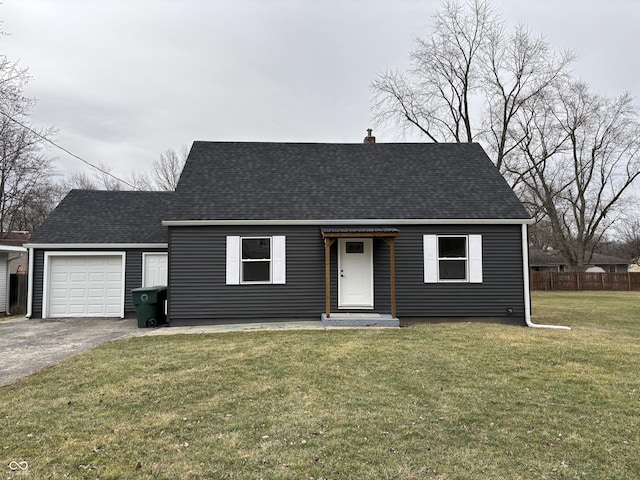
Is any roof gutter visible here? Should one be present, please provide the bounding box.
[24,243,167,249]
[162,218,535,227]
[521,224,570,330]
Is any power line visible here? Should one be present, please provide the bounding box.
[0,109,140,190]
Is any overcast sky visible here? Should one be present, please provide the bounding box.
[2,0,639,183]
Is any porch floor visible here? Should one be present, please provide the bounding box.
[321,313,400,327]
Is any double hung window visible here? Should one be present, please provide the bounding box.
[226,235,286,285]
[423,234,483,283]
[241,237,271,283]
[438,236,468,281]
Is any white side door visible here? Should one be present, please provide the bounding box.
[143,253,168,287]
[338,238,374,309]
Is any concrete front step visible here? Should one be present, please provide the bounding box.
[321,313,399,327]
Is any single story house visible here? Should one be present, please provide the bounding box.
[26,138,534,326]
[529,249,631,273]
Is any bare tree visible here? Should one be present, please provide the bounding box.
[482,24,574,171]
[59,163,127,193]
[515,81,640,270]
[614,215,640,267]
[133,146,188,191]
[371,0,573,171]
[372,0,494,143]
[370,0,640,269]
[0,50,58,233]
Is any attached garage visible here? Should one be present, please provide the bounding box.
[25,191,171,320]
[43,252,126,318]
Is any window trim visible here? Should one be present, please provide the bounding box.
[240,236,272,284]
[437,235,469,282]
[423,234,482,284]
[226,235,286,285]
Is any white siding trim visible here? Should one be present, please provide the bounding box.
[26,247,34,318]
[0,254,7,313]
[25,243,167,249]
[468,234,483,283]
[272,236,286,284]
[423,235,438,283]
[163,218,534,227]
[226,236,240,285]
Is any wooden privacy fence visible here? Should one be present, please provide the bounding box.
[530,271,640,291]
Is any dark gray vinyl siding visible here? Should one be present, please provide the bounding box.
[169,226,327,322]
[168,224,526,324]
[30,248,166,318]
[395,225,525,320]
[31,249,44,318]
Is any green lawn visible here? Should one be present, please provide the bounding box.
[1,291,639,479]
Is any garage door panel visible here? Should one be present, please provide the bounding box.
[89,272,105,282]
[51,273,69,283]
[87,305,106,315]
[70,272,87,282]
[106,304,122,314]
[50,288,69,299]
[69,304,88,314]
[47,254,124,318]
[106,288,121,298]
[106,273,122,282]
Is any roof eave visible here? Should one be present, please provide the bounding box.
[23,243,168,249]
[162,218,534,226]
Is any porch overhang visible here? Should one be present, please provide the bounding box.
[320,228,399,320]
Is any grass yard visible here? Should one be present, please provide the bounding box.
[1,292,639,479]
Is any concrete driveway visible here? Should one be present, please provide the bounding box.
[0,316,142,387]
[0,316,325,387]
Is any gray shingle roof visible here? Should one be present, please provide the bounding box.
[169,141,530,221]
[28,190,171,244]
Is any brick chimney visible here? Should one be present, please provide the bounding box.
[363,128,376,144]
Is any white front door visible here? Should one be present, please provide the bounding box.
[338,238,374,308]
[143,253,168,287]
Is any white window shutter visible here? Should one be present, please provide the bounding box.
[226,236,240,285]
[272,236,286,284]
[468,234,483,283]
[423,235,438,283]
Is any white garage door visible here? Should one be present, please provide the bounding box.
[46,254,125,318]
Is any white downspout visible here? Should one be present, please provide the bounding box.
[521,224,571,330]
[26,247,34,318]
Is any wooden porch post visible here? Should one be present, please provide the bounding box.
[383,237,397,318]
[324,238,335,318]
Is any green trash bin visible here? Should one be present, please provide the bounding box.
[132,286,167,328]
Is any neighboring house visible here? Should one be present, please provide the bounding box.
[1,231,30,275]
[27,139,534,326]
[25,191,170,319]
[529,249,630,273]
[0,245,27,314]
